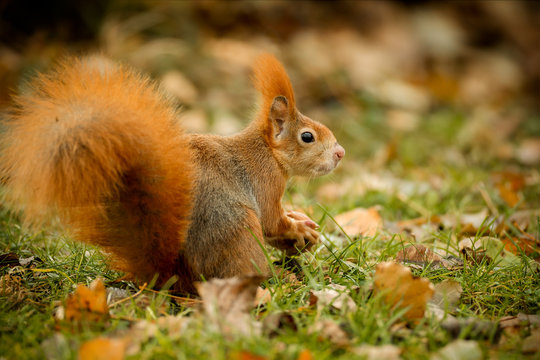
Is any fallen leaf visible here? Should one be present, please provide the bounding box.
[426,302,451,321]
[254,287,271,307]
[310,286,357,312]
[522,328,540,354]
[500,235,537,256]
[458,238,493,265]
[155,315,187,339]
[311,319,350,347]
[430,280,462,309]
[0,252,20,268]
[19,255,42,267]
[373,261,434,321]
[333,207,383,237]
[479,236,522,267]
[396,244,452,269]
[78,337,126,360]
[499,313,540,329]
[492,171,525,207]
[64,278,109,323]
[121,315,189,355]
[430,340,482,360]
[263,311,298,337]
[196,275,263,336]
[0,274,26,302]
[499,313,540,342]
[508,209,540,231]
[499,313,540,353]
[351,344,401,360]
[297,349,313,360]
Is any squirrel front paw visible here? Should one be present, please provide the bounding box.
[267,211,320,255]
[287,211,320,247]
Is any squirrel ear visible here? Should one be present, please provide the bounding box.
[269,96,289,138]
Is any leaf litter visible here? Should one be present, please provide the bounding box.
[2,2,540,358]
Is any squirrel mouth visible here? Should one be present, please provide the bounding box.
[313,163,335,176]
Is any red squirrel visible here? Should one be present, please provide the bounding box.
[0,54,345,293]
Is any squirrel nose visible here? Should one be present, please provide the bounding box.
[334,143,345,161]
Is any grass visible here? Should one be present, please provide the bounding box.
[1,104,539,359]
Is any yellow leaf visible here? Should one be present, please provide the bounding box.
[78,337,126,360]
[297,349,313,360]
[333,207,383,237]
[65,278,109,323]
[373,262,434,321]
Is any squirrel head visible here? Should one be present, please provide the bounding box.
[253,54,345,177]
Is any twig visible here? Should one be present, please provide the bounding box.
[108,282,148,308]
[477,183,499,217]
[143,288,202,307]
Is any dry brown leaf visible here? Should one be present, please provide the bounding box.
[263,311,298,337]
[396,244,442,263]
[499,313,540,342]
[431,280,462,309]
[121,315,189,355]
[312,319,350,347]
[500,236,537,256]
[196,275,263,336]
[430,340,482,360]
[373,262,434,321]
[492,171,525,207]
[333,207,383,237]
[0,274,26,302]
[310,286,357,312]
[78,337,126,360]
[508,209,540,231]
[254,287,271,307]
[396,245,463,271]
[522,328,540,354]
[0,252,20,268]
[64,278,109,323]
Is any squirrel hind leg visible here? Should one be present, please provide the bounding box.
[187,208,270,282]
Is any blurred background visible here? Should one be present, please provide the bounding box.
[1,0,539,213]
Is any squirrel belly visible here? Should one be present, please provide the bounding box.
[1,54,344,294]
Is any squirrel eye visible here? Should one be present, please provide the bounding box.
[301,131,314,143]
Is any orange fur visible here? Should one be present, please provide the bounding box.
[1,54,343,294]
[0,57,193,285]
[252,53,296,118]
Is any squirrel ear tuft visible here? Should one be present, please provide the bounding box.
[252,53,295,115]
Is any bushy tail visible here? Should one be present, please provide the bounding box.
[0,57,193,285]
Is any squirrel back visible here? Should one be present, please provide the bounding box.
[1,54,344,293]
[0,57,194,284]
